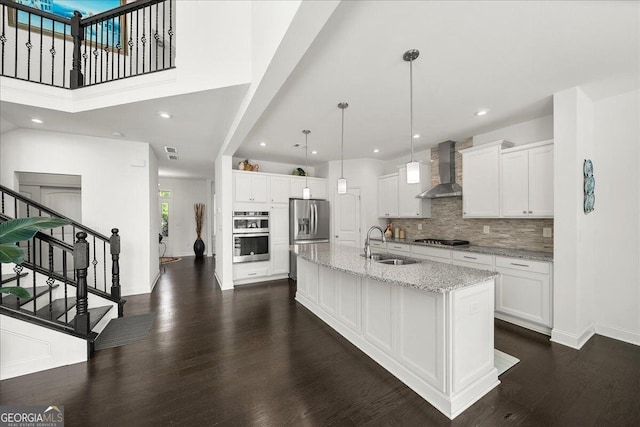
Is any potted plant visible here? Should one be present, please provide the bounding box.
[193,203,205,258]
[0,217,70,298]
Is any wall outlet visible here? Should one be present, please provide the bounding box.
[418,223,423,230]
[483,225,490,234]
[543,227,552,238]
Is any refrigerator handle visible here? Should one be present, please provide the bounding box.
[310,202,315,235]
[314,203,318,234]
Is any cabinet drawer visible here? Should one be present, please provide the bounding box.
[452,251,493,266]
[411,245,451,260]
[233,262,270,280]
[370,240,386,249]
[387,243,410,254]
[495,256,550,274]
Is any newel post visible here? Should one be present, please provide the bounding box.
[74,231,91,335]
[110,228,123,316]
[70,10,84,89]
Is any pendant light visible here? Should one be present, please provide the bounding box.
[404,49,420,184]
[302,129,311,199]
[337,102,349,194]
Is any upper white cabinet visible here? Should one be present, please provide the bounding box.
[398,166,432,218]
[270,176,291,204]
[501,141,553,218]
[290,177,327,200]
[378,174,399,218]
[234,172,268,203]
[460,140,514,218]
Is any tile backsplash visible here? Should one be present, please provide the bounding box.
[389,139,553,253]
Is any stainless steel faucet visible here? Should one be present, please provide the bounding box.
[364,226,386,259]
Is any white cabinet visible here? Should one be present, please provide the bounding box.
[411,246,451,264]
[387,242,410,256]
[290,177,327,200]
[270,204,289,275]
[398,166,431,218]
[270,176,291,204]
[451,251,493,270]
[501,141,553,218]
[233,172,268,203]
[494,256,552,333]
[460,140,514,218]
[378,174,399,218]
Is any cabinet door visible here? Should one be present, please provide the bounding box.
[234,173,254,203]
[378,178,388,217]
[462,146,501,217]
[310,179,327,200]
[251,175,268,203]
[271,242,290,275]
[398,167,422,217]
[501,151,529,217]
[270,176,291,204]
[387,175,399,217]
[528,144,554,217]
[290,177,306,199]
[495,267,551,327]
[270,205,289,244]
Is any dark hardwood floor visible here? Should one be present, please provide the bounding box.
[2,257,640,426]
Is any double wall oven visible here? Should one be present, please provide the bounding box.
[233,211,270,263]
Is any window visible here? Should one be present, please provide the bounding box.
[159,190,171,237]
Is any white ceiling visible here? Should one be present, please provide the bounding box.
[1,1,638,178]
[236,1,639,166]
[1,84,248,179]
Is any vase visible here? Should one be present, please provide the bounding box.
[193,238,205,258]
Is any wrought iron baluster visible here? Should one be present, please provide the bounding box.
[26,12,32,81]
[92,235,98,289]
[63,250,68,323]
[31,236,36,314]
[148,4,152,72]
[154,3,158,71]
[100,19,103,83]
[50,18,55,85]
[117,15,121,79]
[136,9,139,75]
[14,8,18,77]
[62,23,66,87]
[39,15,42,82]
[169,0,173,67]
[111,17,114,80]
[141,6,145,74]
[162,0,165,69]
[103,240,107,292]
[82,26,87,86]
[93,22,98,84]
[47,244,55,320]
[13,264,23,309]
[128,13,132,77]
[1,4,6,76]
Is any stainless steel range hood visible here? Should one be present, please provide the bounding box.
[417,140,462,198]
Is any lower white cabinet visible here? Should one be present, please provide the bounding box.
[387,242,410,256]
[494,256,552,334]
[233,261,270,281]
[451,251,493,270]
[411,246,451,264]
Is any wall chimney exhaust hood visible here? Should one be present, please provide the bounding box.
[416,140,462,199]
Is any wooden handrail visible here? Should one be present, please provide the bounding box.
[0,0,71,24]
[81,0,164,25]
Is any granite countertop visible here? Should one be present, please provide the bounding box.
[375,237,553,262]
[291,243,498,294]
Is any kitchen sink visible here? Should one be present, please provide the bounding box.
[377,258,419,265]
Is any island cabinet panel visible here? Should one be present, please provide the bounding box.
[495,267,551,328]
[297,259,319,302]
[363,279,394,355]
[397,286,445,391]
[319,267,338,315]
[337,273,361,333]
[451,282,495,394]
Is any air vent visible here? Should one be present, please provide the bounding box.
[167,155,179,160]
[164,146,178,153]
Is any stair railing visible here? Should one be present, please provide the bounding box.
[0,185,121,302]
[0,0,175,89]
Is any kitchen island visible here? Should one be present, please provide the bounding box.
[291,243,500,420]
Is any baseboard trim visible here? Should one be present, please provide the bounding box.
[551,324,595,349]
[595,324,640,346]
[215,271,233,291]
[150,272,161,292]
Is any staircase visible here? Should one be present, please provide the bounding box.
[0,185,126,380]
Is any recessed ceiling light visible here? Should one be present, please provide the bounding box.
[159,112,172,119]
[475,110,489,116]
[373,149,380,153]
[413,134,420,139]
[167,154,178,160]
[259,142,267,147]
[164,146,178,153]
[112,131,123,137]
[311,150,317,155]
[31,118,44,124]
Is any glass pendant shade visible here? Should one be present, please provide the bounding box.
[337,177,347,194]
[406,161,420,184]
[302,187,311,199]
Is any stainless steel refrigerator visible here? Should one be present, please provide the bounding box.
[289,198,330,280]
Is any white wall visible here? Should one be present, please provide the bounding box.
[551,87,596,349]
[157,177,210,258]
[214,154,233,290]
[0,129,156,296]
[593,89,640,345]
[231,156,317,177]
[473,115,554,146]
[149,151,160,290]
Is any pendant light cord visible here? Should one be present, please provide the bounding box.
[304,130,309,187]
[341,106,345,178]
[409,57,414,163]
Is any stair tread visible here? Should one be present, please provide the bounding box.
[0,285,58,308]
[70,305,113,331]
[35,297,77,322]
[1,272,29,284]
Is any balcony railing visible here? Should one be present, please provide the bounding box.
[0,0,175,89]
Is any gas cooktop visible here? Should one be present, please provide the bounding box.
[414,239,470,246]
